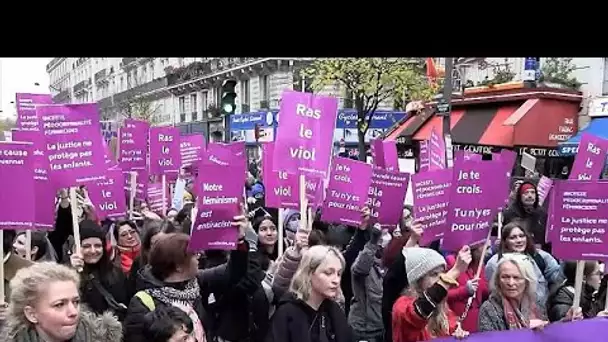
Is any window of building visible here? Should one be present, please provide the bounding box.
[260,75,270,102]
[603,58,608,95]
[201,92,208,114]
[179,96,186,113]
[190,93,198,115]
[241,80,250,105]
[149,62,155,80]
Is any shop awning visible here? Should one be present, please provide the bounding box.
[384,109,434,143]
[558,117,608,156]
[390,97,580,149]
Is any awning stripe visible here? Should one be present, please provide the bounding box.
[412,110,465,141]
[450,104,500,145]
[478,105,520,146]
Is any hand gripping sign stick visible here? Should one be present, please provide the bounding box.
[457,215,497,325]
[69,187,83,273]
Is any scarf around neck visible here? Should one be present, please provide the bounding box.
[502,296,538,330]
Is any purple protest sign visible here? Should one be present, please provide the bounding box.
[88,169,126,219]
[149,126,181,175]
[262,142,299,209]
[147,182,170,215]
[305,176,324,210]
[419,140,429,172]
[549,180,608,260]
[15,93,53,131]
[190,164,242,251]
[366,169,410,229]
[412,168,452,246]
[442,160,510,251]
[180,135,205,167]
[37,104,106,187]
[119,119,149,171]
[0,142,35,229]
[455,150,481,162]
[429,128,446,170]
[569,133,608,181]
[322,158,372,226]
[203,143,247,178]
[537,176,553,206]
[123,169,148,202]
[382,140,399,171]
[371,139,386,168]
[273,90,338,178]
[11,130,55,229]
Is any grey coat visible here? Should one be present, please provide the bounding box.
[478,293,547,332]
[347,241,384,336]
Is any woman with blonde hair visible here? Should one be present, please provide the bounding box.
[266,245,353,342]
[392,246,471,342]
[0,261,122,342]
[478,253,580,332]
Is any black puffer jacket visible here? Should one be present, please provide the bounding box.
[266,292,353,342]
[547,281,595,321]
[123,243,248,342]
[502,180,548,246]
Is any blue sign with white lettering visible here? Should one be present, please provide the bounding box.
[229,111,278,130]
[335,110,406,129]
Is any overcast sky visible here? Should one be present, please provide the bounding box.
[0,58,52,119]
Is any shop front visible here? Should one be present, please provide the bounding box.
[384,85,582,177]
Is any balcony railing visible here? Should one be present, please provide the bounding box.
[122,58,136,66]
[94,69,107,83]
[191,111,198,122]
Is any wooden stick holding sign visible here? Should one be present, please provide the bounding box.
[278,208,285,257]
[161,174,167,217]
[128,171,137,220]
[24,230,32,261]
[572,260,586,309]
[299,175,309,235]
[69,188,83,273]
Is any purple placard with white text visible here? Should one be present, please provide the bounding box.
[15,93,53,131]
[429,128,446,170]
[273,90,338,178]
[419,140,429,172]
[0,141,35,229]
[322,157,372,226]
[383,140,399,171]
[180,135,205,168]
[119,119,149,171]
[442,159,510,251]
[11,130,55,230]
[37,104,106,187]
[366,168,410,230]
[262,142,299,209]
[412,168,452,246]
[569,133,608,181]
[190,164,242,251]
[550,180,608,260]
[123,169,148,202]
[147,182,170,215]
[88,169,127,219]
[149,126,181,175]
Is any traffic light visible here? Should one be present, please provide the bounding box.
[221,80,237,116]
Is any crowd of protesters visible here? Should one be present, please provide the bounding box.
[1,166,608,342]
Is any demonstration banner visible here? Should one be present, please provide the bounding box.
[123,169,148,202]
[537,176,553,206]
[569,133,608,181]
[412,168,452,246]
[273,90,338,178]
[262,142,298,209]
[548,180,608,260]
[306,176,325,211]
[435,318,608,342]
[322,157,372,226]
[15,93,53,131]
[429,127,446,170]
[118,119,149,171]
[204,143,247,178]
[102,139,118,170]
[442,159,510,251]
[190,163,243,251]
[455,150,482,162]
[87,169,126,219]
[37,104,106,187]
[11,130,55,229]
[180,134,205,168]
[0,141,35,229]
[149,126,181,175]
[371,139,399,171]
[367,168,409,229]
[419,140,430,172]
[147,182,170,216]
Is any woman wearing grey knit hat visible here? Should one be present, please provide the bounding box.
[391,245,472,342]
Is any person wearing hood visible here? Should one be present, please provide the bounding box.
[266,245,353,342]
[348,222,387,342]
[392,246,471,342]
[69,220,129,321]
[502,180,548,250]
[0,261,122,342]
[485,221,562,305]
[547,260,601,321]
[12,231,57,262]
[123,214,250,342]
[1,230,33,323]
[478,253,581,332]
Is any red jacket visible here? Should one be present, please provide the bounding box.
[392,294,458,342]
[445,255,489,333]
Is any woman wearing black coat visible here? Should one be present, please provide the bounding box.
[123,216,250,342]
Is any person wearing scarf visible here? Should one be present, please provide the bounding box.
[478,253,580,332]
[108,220,141,274]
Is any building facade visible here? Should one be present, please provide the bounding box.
[47,57,405,144]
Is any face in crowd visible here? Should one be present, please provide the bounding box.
[117,223,140,248]
[258,218,278,247]
[519,183,537,207]
[497,259,529,300]
[81,237,104,264]
[504,226,528,253]
[310,250,343,300]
